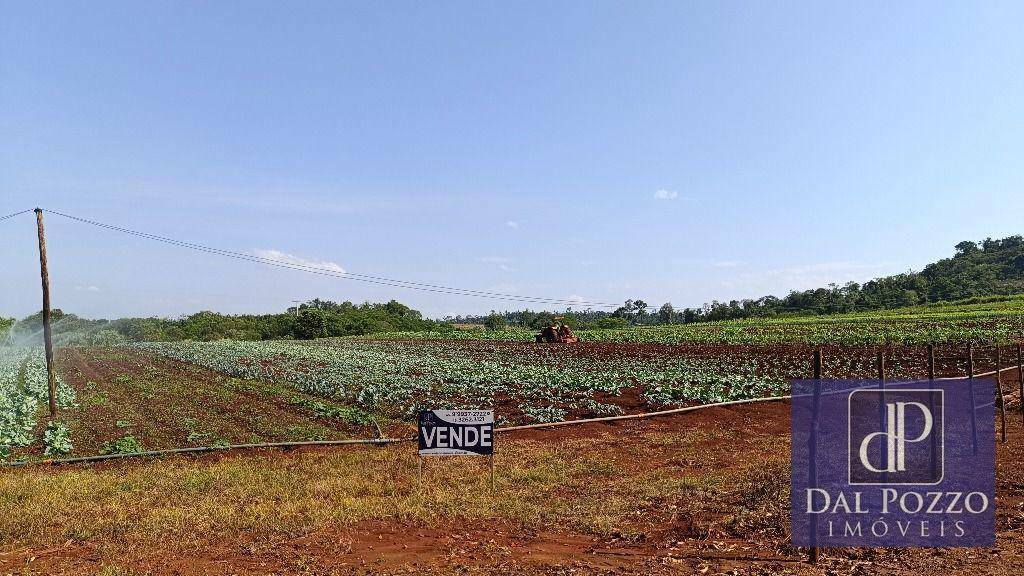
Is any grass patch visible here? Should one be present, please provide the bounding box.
[0,438,706,554]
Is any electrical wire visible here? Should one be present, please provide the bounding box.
[0,209,33,222]
[43,209,621,309]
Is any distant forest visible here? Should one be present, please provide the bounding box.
[450,235,1024,329]
[1,299,440,345]
[3,236,1023,343]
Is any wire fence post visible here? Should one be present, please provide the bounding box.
[927,344,935,380]
[876,349,888,484]
[809,348,822,564]
[996,346,1007,443]
[1018,343,1024,425]
[967,342,974,378]
[34,208,58,418]
[967,342,978,455]
[926,343,939,481]
[813,348,822,380]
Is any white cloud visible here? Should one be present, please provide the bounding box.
[505,220,519,229]
[477,256,514,272]
[654,189,679,200]
[74,285,101,292]
[712,260,744,268]
[253,249,346,274]
[567,294,587,305]
[719,261,896,295]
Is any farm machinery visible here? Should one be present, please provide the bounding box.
[535,317,578,344]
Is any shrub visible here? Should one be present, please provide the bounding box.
[483,313,507,331]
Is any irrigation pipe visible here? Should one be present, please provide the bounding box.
[5,365,1020,468]
[2,437,412,468]
[3,395,793,468]
[496,364,1023,434]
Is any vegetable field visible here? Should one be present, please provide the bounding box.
[0,347,75,458]
[3,296,1022,461]
[135,340,792,425]
[372,298,1024,345]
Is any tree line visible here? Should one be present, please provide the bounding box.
[1,299,440,345]
[5,236,1023,341]
[457,235,1024,329]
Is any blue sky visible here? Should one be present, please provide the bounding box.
[2,1,1023,319]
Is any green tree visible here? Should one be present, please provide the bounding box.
[483,312,507,331]
[658,303,675,324]
[529,312,556,330]
[589,316,629,329]
[633,300,649,319]
[295,308,328,340]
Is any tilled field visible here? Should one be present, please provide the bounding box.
[348,338,1020,379]
[5,339,1023,460]
[11,347,385,459]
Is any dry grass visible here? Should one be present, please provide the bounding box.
[726,454,791,539]
[0,432,742,558]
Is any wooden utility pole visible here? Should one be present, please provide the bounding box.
[34,208,58,417]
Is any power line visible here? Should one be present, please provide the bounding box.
[44,209,621,309]
[0,209,33,222]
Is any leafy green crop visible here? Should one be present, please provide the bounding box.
[363,301,1024,346]
[100,434,144,455]
[43,420,73,456]
[136,340,792,425]
[1,347,76,459]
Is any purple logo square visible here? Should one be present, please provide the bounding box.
[791,379,994,547]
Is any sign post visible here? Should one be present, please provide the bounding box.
[418,410,495,490]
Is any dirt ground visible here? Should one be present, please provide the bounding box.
[2,397,1022,576]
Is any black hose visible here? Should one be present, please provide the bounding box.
[3,436,415,468]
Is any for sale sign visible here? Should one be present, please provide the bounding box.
[791,379,994,547]
[418,410,494,456]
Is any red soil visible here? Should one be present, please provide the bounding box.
[3,396,1022,575]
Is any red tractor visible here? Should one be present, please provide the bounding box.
[535,317,578,344]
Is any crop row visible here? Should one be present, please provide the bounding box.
[136,340,791,424]
[365,310,1024,346]
[0,347,76,458]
